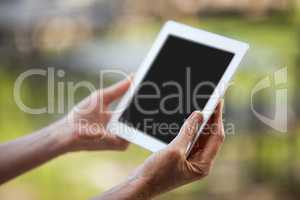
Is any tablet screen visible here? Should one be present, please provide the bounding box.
[119,35,234,144]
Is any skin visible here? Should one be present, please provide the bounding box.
[95,102,225,200]
[0,76,225,200]
[0,78,131,184]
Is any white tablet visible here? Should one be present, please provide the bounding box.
[108,21,249,153]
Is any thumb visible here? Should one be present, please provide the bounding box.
[171,111,203,153]
[103,77,132,104]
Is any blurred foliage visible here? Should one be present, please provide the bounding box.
[1,1,300,200]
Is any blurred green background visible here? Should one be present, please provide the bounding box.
[1,0,300,199]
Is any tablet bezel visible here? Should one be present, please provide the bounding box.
[107,21,249,152]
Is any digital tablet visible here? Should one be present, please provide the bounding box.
[108,21,249,153]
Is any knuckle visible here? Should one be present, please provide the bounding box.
[218,133,225,142]
[199,164,211,178]
[192,162,212,178]
[202,165,211,177]
[167,149,182,160]
[118,142,129,151]
[201,167,211,178]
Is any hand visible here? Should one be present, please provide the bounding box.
[131,102,225,198]
[0,77,132,185]
[60,78,132,152]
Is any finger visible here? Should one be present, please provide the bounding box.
[211,101,223,124]
[170,111,203,152]
[101,131,130,151]
[189,102,224,159]
[103,77,132,104]
[193,102,223,146]
[205,101,221,126]
[188,130,210,157]
[201,102,225,162]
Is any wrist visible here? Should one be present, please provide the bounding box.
[127,176,153,200]
[94,174,153,200]
[121,168,160,200]
[49,119,75,154]
[128,164,173,199]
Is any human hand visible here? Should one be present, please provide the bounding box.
[130,102,225,198]
[59,78,131,152]
[0,76,133,185]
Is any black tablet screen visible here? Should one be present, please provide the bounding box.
[119,35,234,143]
